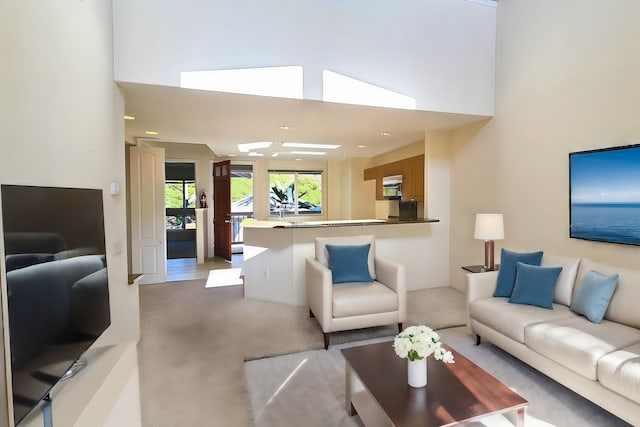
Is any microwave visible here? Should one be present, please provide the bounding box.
[382,175,402,200]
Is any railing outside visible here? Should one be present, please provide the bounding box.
[231,213,252,244]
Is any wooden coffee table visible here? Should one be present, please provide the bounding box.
[341,342,527,427]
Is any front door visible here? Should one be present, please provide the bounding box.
[213,160,232,260]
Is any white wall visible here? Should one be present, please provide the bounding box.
[112,0,496,115]
[425,131,452,288]
[450,0,640,291]
[0,0,140,425]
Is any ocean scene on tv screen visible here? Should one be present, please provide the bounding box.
[570,145,640,245]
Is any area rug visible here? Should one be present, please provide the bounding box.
[244,326,632,427]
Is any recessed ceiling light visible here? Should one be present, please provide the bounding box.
[124,115,136,121]
[145,131,159,135]
[248,152,264,157]
[238,141,272,152]
[228,154,236,157]
[282,142,340,150]
[290,151,326,156]
[357,144,367,149]
[280,125,293,130]
[295,158,302,161]
[380,131,392,137]
[272,153,279,157]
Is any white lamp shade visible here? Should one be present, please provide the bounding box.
[474,213,504,240]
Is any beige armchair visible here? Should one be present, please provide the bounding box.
[306,235,407,349]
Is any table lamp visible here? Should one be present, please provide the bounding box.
[474,213,504,271]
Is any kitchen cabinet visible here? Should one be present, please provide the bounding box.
[363,154,425,201]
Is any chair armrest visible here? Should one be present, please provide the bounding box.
[374,257,407,322]
[305,257,333,332]
[466,271,499,305]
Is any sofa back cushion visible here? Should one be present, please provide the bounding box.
[576,258,640,328]
[540,254,581,306]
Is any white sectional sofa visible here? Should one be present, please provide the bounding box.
[467,254,640,426]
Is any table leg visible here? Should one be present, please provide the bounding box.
[345,362,356,415]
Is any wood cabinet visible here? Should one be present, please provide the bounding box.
[363,154,425,201]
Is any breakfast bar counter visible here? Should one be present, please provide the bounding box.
[243,218,442,306]
[271,218,439,228]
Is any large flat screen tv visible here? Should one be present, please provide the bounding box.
[1,185,111,425]
[569,144,640,246]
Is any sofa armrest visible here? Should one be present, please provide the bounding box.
[305,257,333,332]
[374,257,407,322]
[466,271,499,304]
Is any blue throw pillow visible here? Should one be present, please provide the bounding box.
[509,262,562,309]
[326,244,373,284]
[571,271,618,323]
[494,249,544,297]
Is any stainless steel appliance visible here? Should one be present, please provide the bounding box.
[382,175,402,200]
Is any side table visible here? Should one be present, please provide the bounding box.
[462,264,499,273]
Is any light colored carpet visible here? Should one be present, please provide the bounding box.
[245,327,632,427]
[138,281,467,426]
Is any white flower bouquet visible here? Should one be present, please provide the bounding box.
[393,325,455,363]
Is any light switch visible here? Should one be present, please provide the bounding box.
[110,181,120,195]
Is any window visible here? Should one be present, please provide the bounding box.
[165,162,197,230]
[269,170,322,216]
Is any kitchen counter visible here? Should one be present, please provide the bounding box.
[243,218,444,306]
[244,218,439,229]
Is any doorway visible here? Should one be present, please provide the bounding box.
[230,164,254,255]
[165,162,197,259]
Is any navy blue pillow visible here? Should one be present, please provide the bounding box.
[494,249,544,297]
[326,244,373,284]
[509,262,562,309]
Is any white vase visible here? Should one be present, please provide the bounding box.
[407,358,427,387]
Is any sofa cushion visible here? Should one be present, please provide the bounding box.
[576,258,640,329]
[509,262,562,309]
[540,254,581,306]
[316,235,376,280]
[469,297,575,343]
[525,316,640,380]
[494,249,543,297]
[571,271,618,324]
[326,244,373,284]
[332,281,397,318]
[598,342,640,405]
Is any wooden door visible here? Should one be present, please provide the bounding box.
[213,160,232,260]
[129,146,167,284]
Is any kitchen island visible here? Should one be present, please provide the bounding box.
[243,218,441,306]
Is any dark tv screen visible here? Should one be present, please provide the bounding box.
[1,185,111,425]
[570,144,640,245]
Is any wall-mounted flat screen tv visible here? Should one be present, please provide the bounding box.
[1,185,111,425]
[570,144,640,246]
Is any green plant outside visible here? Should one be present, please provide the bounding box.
[231,177,253,202]
[165,181,196,208]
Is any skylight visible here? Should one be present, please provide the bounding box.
[180,66,303,99]
[282,142,341,150]
[238,141,272,152]
[322,70,416,110]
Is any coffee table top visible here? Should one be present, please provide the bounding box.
[341,341,527,427]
